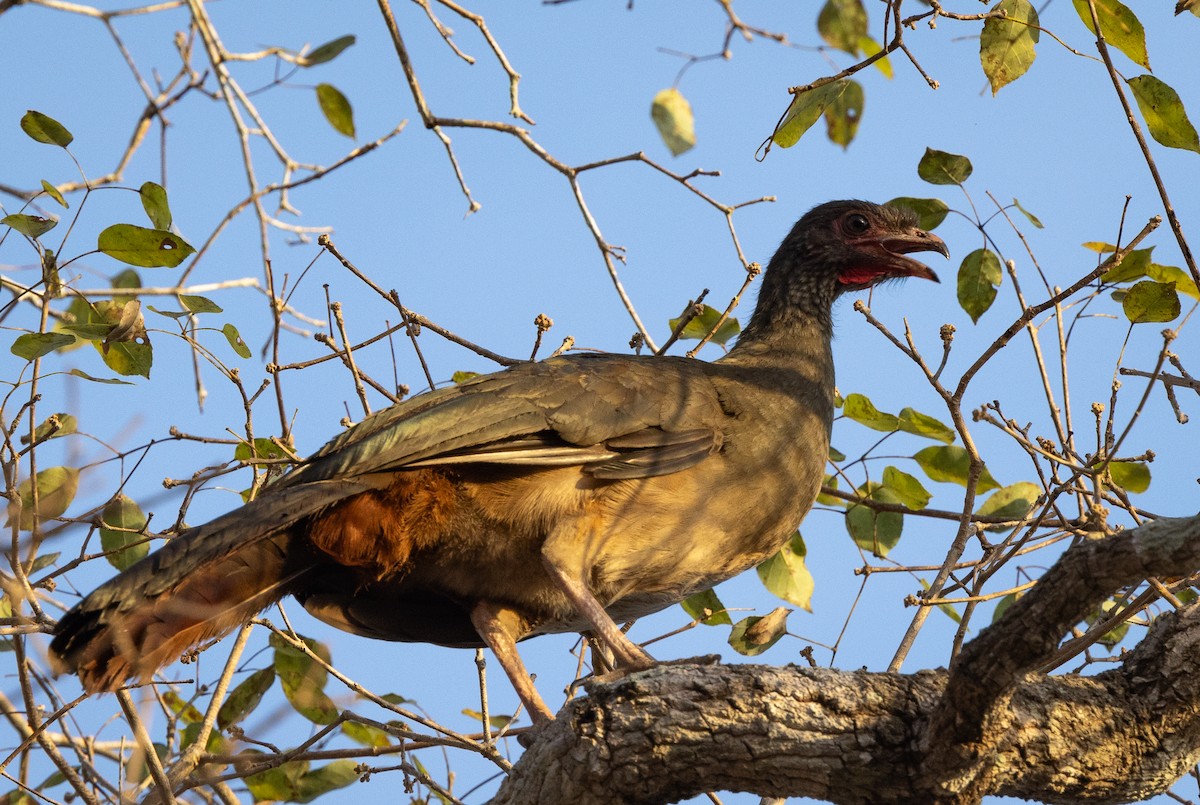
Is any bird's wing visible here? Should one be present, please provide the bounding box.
[289,354,729,483]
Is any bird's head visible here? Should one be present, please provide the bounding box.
[790,200,949,293]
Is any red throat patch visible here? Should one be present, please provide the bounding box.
[838,265,887,285]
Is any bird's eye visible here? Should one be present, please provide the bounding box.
[844,213,870,235]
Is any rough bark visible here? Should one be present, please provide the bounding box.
[488,514,1200,805]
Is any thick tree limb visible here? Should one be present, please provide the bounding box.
[490,514,1200,805]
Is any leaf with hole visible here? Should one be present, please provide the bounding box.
[651,88,696,157]
[824,79,863,149]
[222,323,251,359]
[3,213,58,238]
[98,224,194,267]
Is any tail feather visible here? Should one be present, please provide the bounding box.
[50,478,375,692]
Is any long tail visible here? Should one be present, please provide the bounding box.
[49,478,372,692]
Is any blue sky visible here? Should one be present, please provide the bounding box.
[2,2,1198,803]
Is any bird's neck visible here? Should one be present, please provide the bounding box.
[724,255,838,367]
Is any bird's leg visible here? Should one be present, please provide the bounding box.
[469,601,556,725]
[540,550,655,671]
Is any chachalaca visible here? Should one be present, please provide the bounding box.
[49,200,946,723]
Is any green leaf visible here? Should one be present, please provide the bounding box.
[980,0,1040,95]
[1127,75,1200,153]
[8,467,80,531]
[842,392,898,431]
[898,407,956,443]
[1109,460,1151,493]
[11,332,75,360]
[728,607,790,656]
[294,760,359,802]
[1147,263,1199,299]
[917,147,973,185]
[271,632,339,725]
[650,88,696,157]
[163,691,204,724]
[235,438,289,462]
[859,36,893,78]
[451,370,480,384]
[885,197,949,230]
[112,267,142,304]
[992,591,1020,623]
[28,551,61,574]
[914,446,1000,492]
[316,83,356,138]
[681,588,733,626]
[86,300,152,378]
[179,295,222,314]
[922,578,963,624]
[975,481,1040,530]
[100,494,149,571]
[138,182,172,230]
[823,79,863,149]
[1012,197,1043,228]
[222,323,251,358]
[342,720,393,747]
[1101,246,1153,283]
[667,304,740,346]
[1086,600,1130,649]
[756,532,814,612]
[21,413,78,446]
[218,668,276,729]
[3,213,58,238]
[68,368,133,385]
[882,466,931,511]
[816,473,842,506]
[957,248,1003,323]
[300,35,357,67]
[773,80,850,148]
[846,481,904,557]
[817,0,867,53]
[1071,0,1150,69]
[40,180,67,208]
[1121,280,1180,323]
[97,224,195,267]
[828,445,846,462]
[20,111,74,147]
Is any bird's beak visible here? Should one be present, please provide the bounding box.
[876,227,949,283]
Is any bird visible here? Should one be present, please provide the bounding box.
[49,200,947,723]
